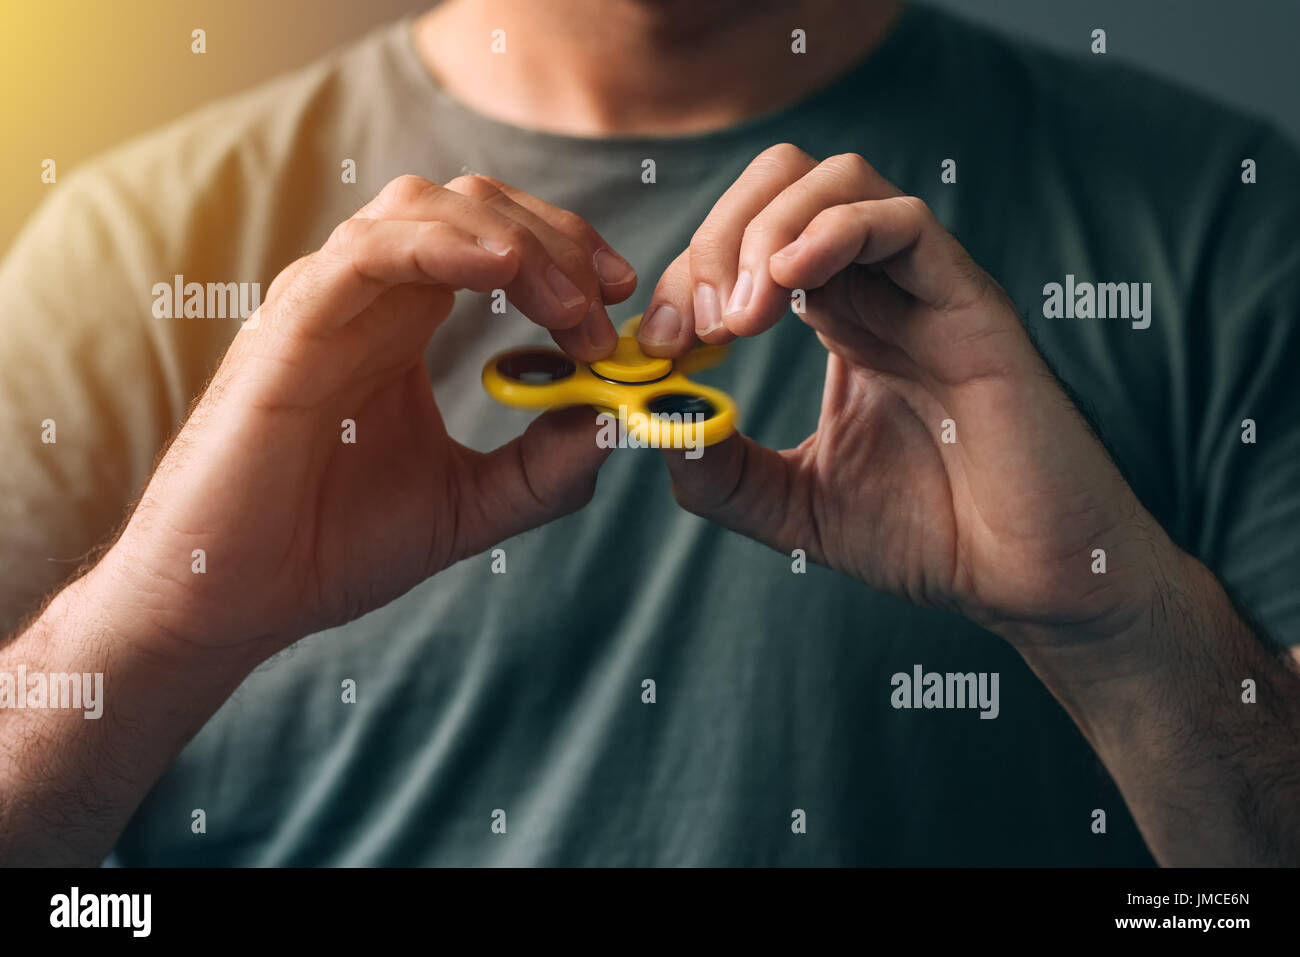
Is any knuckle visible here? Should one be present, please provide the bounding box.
[446,173,499,198]
[740,216,777,250]
[551,206,591,240]
[382,173,439,208]
[823,202,861,229]
[554,243,592,282]
[499,221,535,254]
[898,194,933,220]
[757,142,814,170]
[820,152,872,182]
[327,217,368,254]
[469,172,506,189]
[688,225,727,264]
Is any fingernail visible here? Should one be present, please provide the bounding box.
[547,265,587,310]
[725,270,753,316]
[639,303,682,345]
[694,283,722,335]
[771,236,805,262]
[593,248,635,285]
[585,300,617,355]
[477,237,511,256]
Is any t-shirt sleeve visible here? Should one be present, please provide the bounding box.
[0,169,178,634]
[1187,126,1300,646]
[0,52,365,637]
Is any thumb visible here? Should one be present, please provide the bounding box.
[457,405,613,558]
[662,433,806,557]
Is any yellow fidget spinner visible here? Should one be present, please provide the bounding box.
[482,314,739,447]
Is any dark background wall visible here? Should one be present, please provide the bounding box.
[3,0,1297,252]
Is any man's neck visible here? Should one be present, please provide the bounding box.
[413,0,904,137]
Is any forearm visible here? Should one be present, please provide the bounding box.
[1016,548,1300,866]
[0,551,261,865]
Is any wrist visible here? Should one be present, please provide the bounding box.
[998,538,1200,732]
[74,543,274,679]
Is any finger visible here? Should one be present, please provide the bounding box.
[768,196,1032,387]
[456,405,613,557]
[357,174,597,334]
[769,195,991,313]
[801,279,922,381]
[772,204,1075,541]
[661,432,807,557]
[471,176,639,304]
[475,176,636,361]
[726,152,902,338]
[636,249,697,357]
[446,175,617,361]
[269,218,520,337]
[683,143,818,344]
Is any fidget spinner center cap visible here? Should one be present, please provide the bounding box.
[589,337,673,383]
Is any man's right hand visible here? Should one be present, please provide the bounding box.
[98,173,636,660]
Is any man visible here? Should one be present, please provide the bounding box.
[1,0,1298,866]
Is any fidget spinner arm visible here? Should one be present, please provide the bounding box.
[482,314,739,448]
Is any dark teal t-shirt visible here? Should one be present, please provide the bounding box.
[3,5,1297,865]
